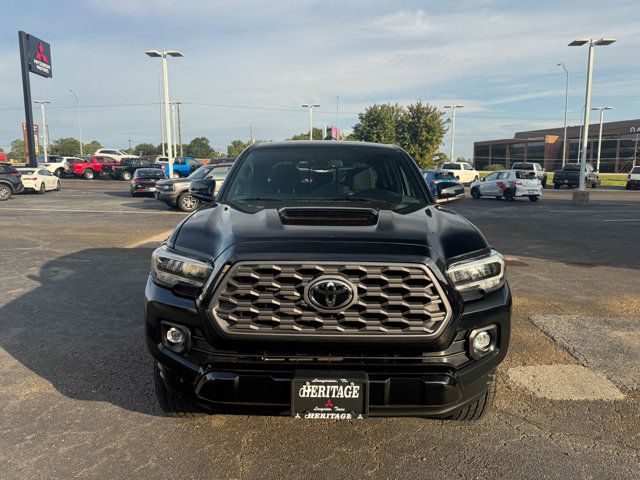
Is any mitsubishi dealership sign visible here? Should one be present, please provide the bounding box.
[27,35,52,78]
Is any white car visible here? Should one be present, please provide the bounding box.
[440,162,479,185]
[17,167,61,193]
[36,155,83,177]
[470,170,542,202]
[626,166,640,190]
[94,149,139,162]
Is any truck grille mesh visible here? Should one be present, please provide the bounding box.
[209,262,451,338]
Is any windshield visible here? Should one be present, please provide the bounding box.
[189,165,214,179]
[18,169,35,174]
[513,163,533,170]
[564,164,581,171]
[224,146,429,213]
[136,169,166,179]
[434,171,456,180]
[631,167,640,174]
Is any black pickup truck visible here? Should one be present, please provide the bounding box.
[145,141,511,420]
[107,157,162,181]
[553,163,599,189]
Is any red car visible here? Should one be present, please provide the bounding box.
[73,156,119,180]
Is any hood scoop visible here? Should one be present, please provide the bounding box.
[278,207,379,226]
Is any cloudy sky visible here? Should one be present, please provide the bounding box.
[1,0,639,157]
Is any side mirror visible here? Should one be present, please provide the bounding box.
[189,178,217,203]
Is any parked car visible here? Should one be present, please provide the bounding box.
[470,169,542,202]
[156,157,202,178]
[16,167,60,193]
[440,161,479,185]
[94,148,139,162]
[422,169,465,202]
[0,163,24,201]
[72,155,119,180]
[625,166,640,190]
[108,157,163,181]
[553,163,599,189]
[511,162,547,188]
[146,141,511,420]
[155,163,232,212]
[130,168,167,197]
[36,155,82,178]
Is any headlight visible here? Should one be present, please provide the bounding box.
[151,245,212,288]
[446,250,505,293]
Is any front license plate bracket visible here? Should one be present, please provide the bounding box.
[291,371,369,420]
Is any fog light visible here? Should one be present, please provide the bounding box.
[473,331,492,352]
[166,327,184,345]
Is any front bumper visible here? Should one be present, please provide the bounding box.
[146,274,511,417]
[155,190,179,206]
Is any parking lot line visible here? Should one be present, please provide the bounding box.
[603,219,640,222]
[125,230,174,248]
[1,207,186,215]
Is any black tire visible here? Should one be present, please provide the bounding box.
[0,184,11,201]
[554,183,560,189]
[447,370,496,421]
[121,171,132,181]
[541,177,547,188]
[178,192,199,212]
[154,363,204,418]
[83,169,95,180]
[55,180,61,191]
[529,195,539,202]
[591,181,598,189]
[54,168,65,178]
[470,187,481,199]
[38,183,46,194]
[503,189,515,202]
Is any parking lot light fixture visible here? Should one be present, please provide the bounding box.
[145,49,184,178]
[444,104,464,162]
[591,106,613,172]
[569,37,616,198]
[302,103,320,140]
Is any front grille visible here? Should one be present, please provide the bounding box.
[209,262,451,339]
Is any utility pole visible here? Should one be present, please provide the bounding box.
[591,106,612,172]
[69,90,83,156]
[128,139,132,151]
[633,133,638,168]
[175,101,183,157]
[302,103,320,140]
[444,104,464,162]
[33,100,50,162]
[577,107,584,162]
[249,124,254,144]
[557,63,569,167]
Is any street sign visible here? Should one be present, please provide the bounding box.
[27,35,52,78]
[22,123,40,158]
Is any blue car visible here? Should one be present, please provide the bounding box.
[422,169,465,202]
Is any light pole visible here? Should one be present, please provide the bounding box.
[556,63,569,167]
[591,106,612,172]
[577,106,585,162]
[174,101,184,157]
[444,104,463,162]
[33,100,50,162]
[171,101,178,158]
[69,90,83,156]
[145,49,184,177]
[158,65,166,157]
[302,103,320,140]
[569,37,616,201]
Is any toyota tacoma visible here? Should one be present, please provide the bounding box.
[145,142,511,420]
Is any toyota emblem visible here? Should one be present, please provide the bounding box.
[304,276,356,312]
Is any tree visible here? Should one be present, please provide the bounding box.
[83,140,102,155]
[288,128,325,141]
[433,152,449,165]
[227,139,251,158]
[134,143,161,156]
[456,156,472,164]
[398,102,447,168]
[8,139,25,160]
[50,138,81,156]
[185,137,214,158]
[351,102,447,169]
[352,103,405,145]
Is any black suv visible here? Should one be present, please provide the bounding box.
[109,158,162,181]
[0,163,24,201]
[145,142,511,420]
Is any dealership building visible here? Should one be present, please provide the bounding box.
[473,119,640,173]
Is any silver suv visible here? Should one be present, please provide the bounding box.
[511,162,547,188]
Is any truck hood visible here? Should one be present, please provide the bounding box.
[169,204,490,267]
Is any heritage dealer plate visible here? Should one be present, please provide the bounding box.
[291,371,368,420]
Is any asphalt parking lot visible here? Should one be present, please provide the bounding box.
[1,179,639,479]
